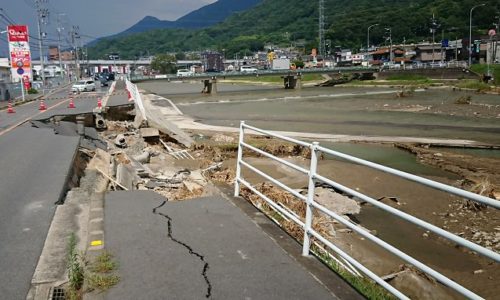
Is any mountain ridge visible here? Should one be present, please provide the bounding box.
[110,0,262,37]
[88,0,499,59]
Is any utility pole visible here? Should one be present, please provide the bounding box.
[469,4,486,66]
[430,14,439,64]
[385,27,392,63]
[35,0,49,87]
[494,15,499,64]
[56,13,65,82]
[70,25,80,80]
[318,0,326,56]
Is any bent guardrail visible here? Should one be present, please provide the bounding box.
[234,121,500,300]
[125,79,146,121]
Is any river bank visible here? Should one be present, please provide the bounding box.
[137,81,500,298]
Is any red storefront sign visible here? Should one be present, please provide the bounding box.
[7,25,29,42]
[10,50,31,68]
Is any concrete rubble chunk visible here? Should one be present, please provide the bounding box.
[315,187,361,215]
[212,133,235,143]
[183,181,204,193]
[140,127,160,138]
[133,151,150,164]
[116,163,137,190]
[114,134,127,148]
[87,148,112,176]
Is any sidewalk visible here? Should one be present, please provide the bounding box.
[104,191,362,299]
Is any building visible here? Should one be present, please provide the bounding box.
[415,44,443,63]
[49,46,59,61]
[0,58,11,82]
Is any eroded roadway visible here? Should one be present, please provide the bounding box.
[0,82,130,299]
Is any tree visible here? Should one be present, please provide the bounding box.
[151,54,176,74]
[175,52,186,60]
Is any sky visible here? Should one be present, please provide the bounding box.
[0,0,216,56]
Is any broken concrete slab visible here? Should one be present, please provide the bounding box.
[139,127,159,138]
[116,163,137,190]
[183,181,204,193]
[315,187,361,215]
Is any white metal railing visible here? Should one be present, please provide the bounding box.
[234,121,500,300]
[125,79,147,121]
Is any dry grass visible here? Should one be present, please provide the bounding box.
[455,95,471,105]
[86,273,120,290]
[241,183,336,240]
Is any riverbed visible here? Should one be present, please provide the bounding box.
[138,80,500,298]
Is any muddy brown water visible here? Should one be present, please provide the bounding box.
[140,82,500,298]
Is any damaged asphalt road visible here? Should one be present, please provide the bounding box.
[153,200,212,298]
[104,191,337,300]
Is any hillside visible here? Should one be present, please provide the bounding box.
[88,0,499,59]
[100,0,262,38]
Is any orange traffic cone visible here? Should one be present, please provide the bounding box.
[97,98,102,109]
[39,99,47,111]
[127,90,133,102]
[68,97,75,109]
[7,101,15,113]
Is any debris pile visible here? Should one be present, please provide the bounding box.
[95,121,239,201]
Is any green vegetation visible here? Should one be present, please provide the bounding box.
[470,64,500,85]
[455,80,491,91]
[27,88,38,94]
[89,251,118,273]
[86,251,120,292]
[65,234,120,299]
[386,74,430,82]
[86,273,120,291]
[67,234,84,300]
[88,0,498,59]
[312,246,396,300]
[151,54,177,74]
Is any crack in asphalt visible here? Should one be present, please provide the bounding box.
[153,201,212,298]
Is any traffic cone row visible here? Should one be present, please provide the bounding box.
[7,101,15,113]
[39,99,47,111]
[68,97,75,109]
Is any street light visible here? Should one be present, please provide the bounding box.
[367,23,379,51]
[469,3,486,66]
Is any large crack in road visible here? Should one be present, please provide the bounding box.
[152,200,212,298]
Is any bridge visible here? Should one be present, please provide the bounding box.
[129,66,381,93]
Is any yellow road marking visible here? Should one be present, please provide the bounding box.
[90,240,103,246]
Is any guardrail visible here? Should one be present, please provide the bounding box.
[234,122,500,300]
[129,66,380,82]
[125,79,147,121]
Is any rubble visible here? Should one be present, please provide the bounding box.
[114,134,127,148]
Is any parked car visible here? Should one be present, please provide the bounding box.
[72,80,96,93]
[240,66,258,73]
[176,69,194,77]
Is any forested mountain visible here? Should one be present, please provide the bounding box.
[119,0,263,35]
[88,0,499,59]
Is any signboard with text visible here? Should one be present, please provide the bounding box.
[7,25,32,82]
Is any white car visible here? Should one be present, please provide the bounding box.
[176,69,194,77]
[72,80,96,92]
[240,66,258,73]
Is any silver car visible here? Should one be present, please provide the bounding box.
[72,80,96,92]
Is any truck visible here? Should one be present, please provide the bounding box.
[202,52,223,72]
[271,58,290,70]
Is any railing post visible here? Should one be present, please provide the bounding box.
[234,121,245,197]
[303,141,319,256]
